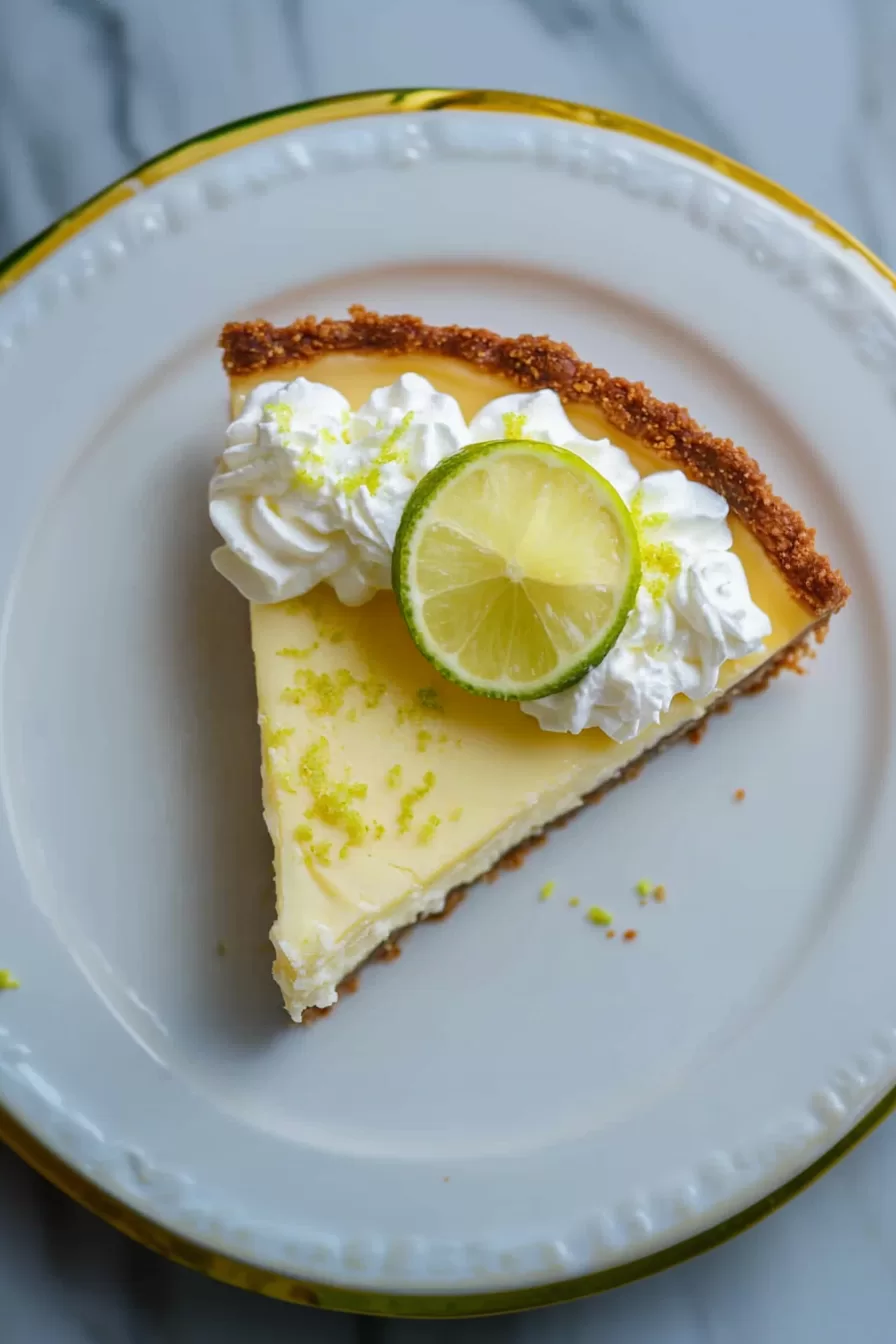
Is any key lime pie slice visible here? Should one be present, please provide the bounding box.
[211,307,848,1021]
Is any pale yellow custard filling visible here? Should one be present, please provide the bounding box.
[230,354,815,1019]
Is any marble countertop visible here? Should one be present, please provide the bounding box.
[2,0,896,1340]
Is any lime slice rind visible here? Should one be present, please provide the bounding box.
[392,439,641,700]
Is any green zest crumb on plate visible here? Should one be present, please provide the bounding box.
[0,969,20,989]
[539,881,555,901]
[568,897,580,908]
[587,906,613,927]
[386,764,402,788]
[635,879,653,897]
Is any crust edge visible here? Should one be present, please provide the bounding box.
[221,306,849,617]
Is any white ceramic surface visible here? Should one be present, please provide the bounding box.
[0,101,893,1305]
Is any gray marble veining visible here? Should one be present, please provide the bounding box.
[2,0,896,1340]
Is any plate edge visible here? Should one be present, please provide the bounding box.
[1,85,894,1316]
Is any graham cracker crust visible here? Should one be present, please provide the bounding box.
[299,626,822,1022]
[221,307,849,619]
[223,309,848,1022]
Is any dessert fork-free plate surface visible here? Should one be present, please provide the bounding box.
[0,91,893,1315]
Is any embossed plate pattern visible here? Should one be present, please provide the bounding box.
[0,92,894,1312]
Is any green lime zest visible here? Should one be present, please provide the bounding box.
[397,771,436,835]
[418,814,441,845]
[502,411,527,440]
[299,738,367,851]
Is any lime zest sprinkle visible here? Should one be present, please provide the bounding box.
[568,897,580,908]
[291,465,325,491]
[360,677,387,708]
[264,401,293,436]
[398,686,445,724]
[298,737,368,850]
[449,807,463,823]
[371,821,386,840]
[277,643,319,659]
[587,906,613,926]
[264,717,297,795]
[635,879,653,897]
[0,969,19,990]
[282,667,357,715]
[341,410,415,496]
[264,724,294,749]
[416,729,432,753]
[281,667,385,717]
[418,813,441,845]
[641,541,682,602]
[294,823,313,844]
[632,493,680,601]
[386,764,402,789]
[398,771,436,835]
[539,881,556,902]
[502,411,527,440]
[309,841,332,867]
[264,401,328,491]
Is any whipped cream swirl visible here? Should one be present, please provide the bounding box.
[210,373,468,605]
[211,373,771,740]
[522,470,771,741]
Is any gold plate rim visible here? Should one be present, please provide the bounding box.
[1,86,894,1319]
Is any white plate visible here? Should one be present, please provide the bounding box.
[0,91,894,1314]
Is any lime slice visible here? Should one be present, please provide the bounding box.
[392,439,641,700]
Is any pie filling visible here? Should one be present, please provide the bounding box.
[216,324,846,1022]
